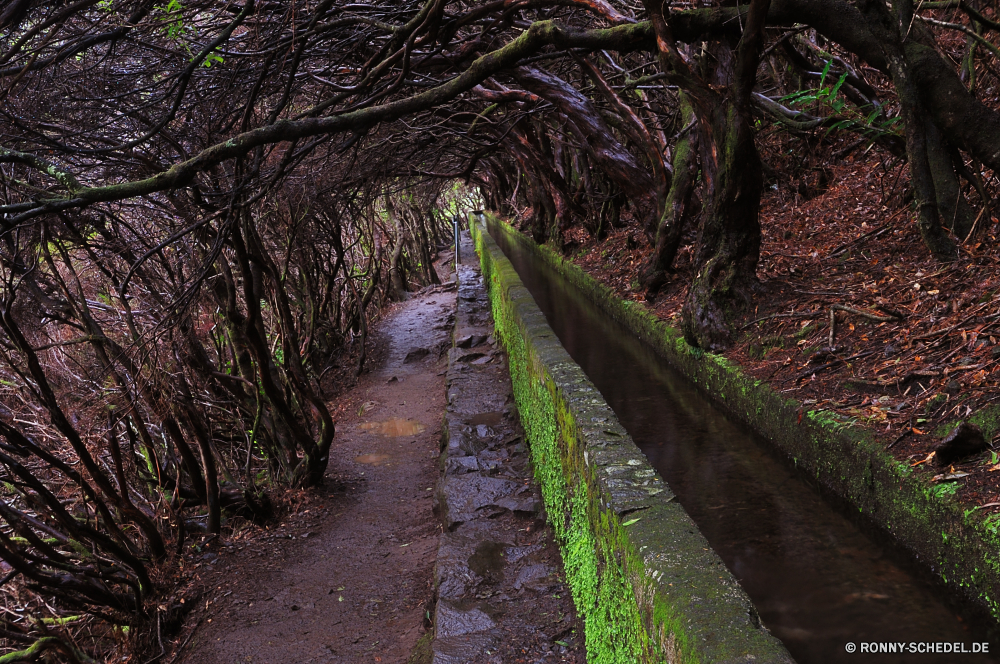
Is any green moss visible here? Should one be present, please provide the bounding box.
[472,219,790,664]
[479,214,1000,625]
[476,228,651,663]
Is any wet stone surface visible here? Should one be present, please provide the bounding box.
[430,233,584,664]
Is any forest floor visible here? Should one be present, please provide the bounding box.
[169,273,458,663]
[557,152,1000,515]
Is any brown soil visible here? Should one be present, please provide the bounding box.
[558,151,1000,513]
[173,281,457,664]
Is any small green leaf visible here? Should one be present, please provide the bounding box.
[830,71,850,98]
[622,517,641,527]
[819,59,833,87]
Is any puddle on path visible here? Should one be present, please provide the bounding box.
[467,412,503,426]
[360,418,427,436]
[354,454,391,464]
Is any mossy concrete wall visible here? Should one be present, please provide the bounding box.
[479,213,1000,623]
[470,220,793,664]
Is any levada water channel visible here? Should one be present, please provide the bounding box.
[486,221,1000,664]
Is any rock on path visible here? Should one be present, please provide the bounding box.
[430,231,584,664]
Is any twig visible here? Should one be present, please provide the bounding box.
[761,25,810,58]
[910,302,996,340]
[851,370,941,390]
[741,311,819,329]
[829,304,903,346]
[790,350,876,382]
[832,304,902,322]
[167,617,203,664]
[829,307,835,348]
[794,289,855,297]
[828,216,901,258]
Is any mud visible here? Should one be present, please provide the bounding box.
[178,280,456,664]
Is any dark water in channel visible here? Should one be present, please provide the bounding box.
[486,223,1000,664]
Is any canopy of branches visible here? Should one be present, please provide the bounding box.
[0,0,998,660]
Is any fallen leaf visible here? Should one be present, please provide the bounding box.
[932,472,970,482]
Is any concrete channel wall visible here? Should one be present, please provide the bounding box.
[476,213,1000,628]
[470,218,794,664]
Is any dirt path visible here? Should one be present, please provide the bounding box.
[180,282,456,664]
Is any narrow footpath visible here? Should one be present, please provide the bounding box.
[180,276,457,663]
[431,232,584,663]
[176,232,583,664]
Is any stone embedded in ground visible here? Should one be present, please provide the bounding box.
[934,421,987,465]
[435,533,482,598]
[467,541,505,580]
[455,334,488,349]
[434,600,496,638]
[445,456,479,474]
[513,563,554,591]
[495,494,540,514]
[404,347,431,363]
[431,632,497,664]
[439,475,521,529]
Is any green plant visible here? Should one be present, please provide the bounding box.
[779,60,901,141]
[930,482,959,499]
[156,0,187,40]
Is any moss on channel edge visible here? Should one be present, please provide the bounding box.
[470,219,792,664]
[480,213,1000,623]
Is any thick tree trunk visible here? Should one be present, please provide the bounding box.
[924,117,976,240]
[640,91,699,295]
[681,88,763,350]
[859,0,958,261]
[643,0,771,350]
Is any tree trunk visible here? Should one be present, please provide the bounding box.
[385,197,410,301]
[859,0,957,261]
[640,91,699,295]
[643,0,771,350]
[681,85,763,350]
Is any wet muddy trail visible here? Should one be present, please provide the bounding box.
[179,283,456,663]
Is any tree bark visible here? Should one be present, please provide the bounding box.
[385,197,410,301]
[643,0,771,350]
[514,66,659,236]
[858,0,958,261]
[640,91,699,294]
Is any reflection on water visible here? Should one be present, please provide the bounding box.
[359,418,427,436]
[488,223,999,664]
